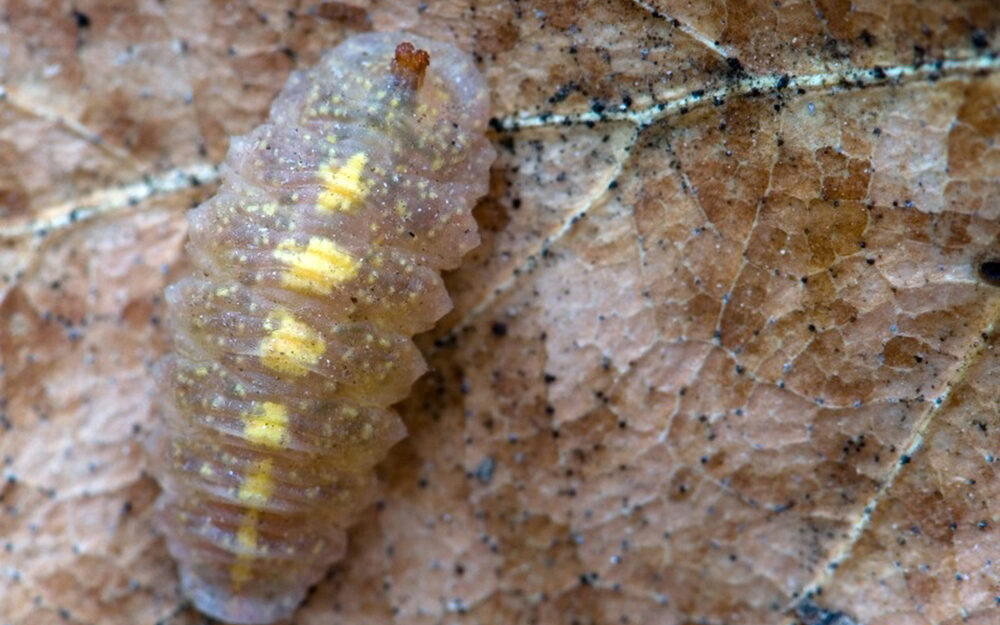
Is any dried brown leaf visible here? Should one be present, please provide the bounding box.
[2,2,999,625]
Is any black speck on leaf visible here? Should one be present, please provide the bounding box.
[726,57,745,76]
[978,260,1000,286]
[72,10,91,28]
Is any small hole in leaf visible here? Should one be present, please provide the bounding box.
[978,260,1000,286]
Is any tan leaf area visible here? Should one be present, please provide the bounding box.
[2,1,999,624]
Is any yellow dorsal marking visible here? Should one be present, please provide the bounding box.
[230,558,254,588]
[259,309,325,376]
[236,510,260,551]
[317,152,367,213]
[231,510,260,589]
[273,237,360,295]
[238,458,275,506]
[243,401,289,448]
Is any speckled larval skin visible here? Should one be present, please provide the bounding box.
[149,32,494,625]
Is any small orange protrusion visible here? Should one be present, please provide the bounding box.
[390,42,430,89]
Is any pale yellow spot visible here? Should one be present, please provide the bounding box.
[230,459,275,586]
[236,510,259,551]
[238,458,275,507]
[231,559,254,587]
[312,539,325,556]
[230,510,260,589]
[273,237,360,295]
[259,309,325,376]
[243,402,289,448]
[317,152,367,213]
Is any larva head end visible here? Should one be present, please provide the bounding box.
[391,42,430,89]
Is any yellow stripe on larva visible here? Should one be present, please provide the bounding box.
[243,401,289,448]
[231,510,261,589]
[317,152,367,212]
[236,510,260,551]
[273,237,360,295]
[230,558,254,588]
[238,458,275,506]
[231,453,279,587]
[259,309,325,376]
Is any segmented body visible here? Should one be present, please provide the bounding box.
[150,33,494,624]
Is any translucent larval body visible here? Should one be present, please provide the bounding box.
[150,33,494,624]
